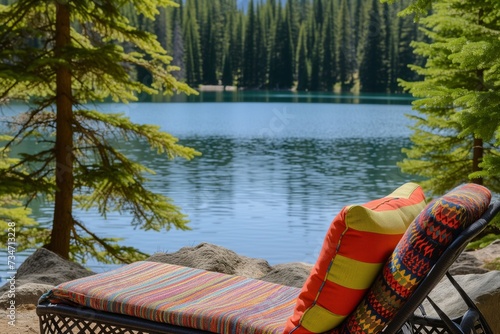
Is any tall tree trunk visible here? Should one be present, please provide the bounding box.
[471,68,484,185]
[472,137,483,185]
[471,10,485,186]
[46,2,74,259]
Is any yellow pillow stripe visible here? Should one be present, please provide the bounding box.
[327,255,383,290]
[345,203,425,234]
[301,305,345,333]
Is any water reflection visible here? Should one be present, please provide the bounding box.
[109,134,415,266]
[143,90,414,105]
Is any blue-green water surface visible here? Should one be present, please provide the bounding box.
[1,96,419,278]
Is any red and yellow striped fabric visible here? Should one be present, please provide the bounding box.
[334,183,491,334]
[49,261,300,334]
[284,183,426,334]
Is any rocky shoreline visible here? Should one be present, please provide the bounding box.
[1,241,499,333]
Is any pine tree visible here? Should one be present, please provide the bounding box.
[385,0,433,18]
[319,0,337,91]
[309,27,322,92]
[304,3,321,91]
[359,0,387,92]
[353,0,367,60]
[219,0,238,85]
[269,5,294,89]
[297,0,310,23]
[219,0,238,86]
[394,5,420,90]
[285,0,300,68]
[183,0,203,86]
[0,135,40,248]
[397,0,500,195]
[383,2,398,92]
[231,12,245,85]
[155,7,168,50]
[199,1,218,85]
[171,5,186,81]
[0,0,200,263]
[305,1,318,62]
[254,2,268,88]
[338,0,356,92]
[267,4,281,89]
[221,52,233,88]
[296,23,309,91]
[313,0,324,24]
[135,13,157,87]
[263,0,277,87]
[242,0,258,88]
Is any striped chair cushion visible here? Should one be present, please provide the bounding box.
[284,183,426,334]
[47,261,300,334]
[334,183,491,334]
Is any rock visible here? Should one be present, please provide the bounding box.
[423,271,500,334]
[451,241,500,275]
[148,243,313,287]
[449,252,489,275]
[148,243,272,279]
[0,283,53,308]
[0,248,95,295]
[471,239,500,263]
[260,262,312,288]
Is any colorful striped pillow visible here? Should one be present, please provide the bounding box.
[284,183,426,334]
[335,183,491,334]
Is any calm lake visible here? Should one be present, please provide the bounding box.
[1,92,418,279]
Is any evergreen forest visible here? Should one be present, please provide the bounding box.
[0,0,423,93]
[148,0,422,93]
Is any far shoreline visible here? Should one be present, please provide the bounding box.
[198,84,237,92]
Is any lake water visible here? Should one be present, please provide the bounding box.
[1,95,418,279]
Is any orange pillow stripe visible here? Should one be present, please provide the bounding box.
[334,183,492,334]
[284,183,427,334]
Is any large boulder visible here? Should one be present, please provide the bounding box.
[0,283,53,308]
[0,248,95,307]
[147,243,272,279]
[148,243,312,287]
[14,247,95,288]
[424,271,500,333]
[450,252,490,275]
[470,239,500,264]
[451,240,500,275]
[259,262,312,288]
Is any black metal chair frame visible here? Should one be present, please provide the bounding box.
[382,200,500,334]
[37,201,500,334]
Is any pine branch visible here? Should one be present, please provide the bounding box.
[72,218,148,264]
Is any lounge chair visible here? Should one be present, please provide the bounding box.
[36,184,500,334]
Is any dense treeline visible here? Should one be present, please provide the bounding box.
[131,0,423,93]
[0,0,422,93]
